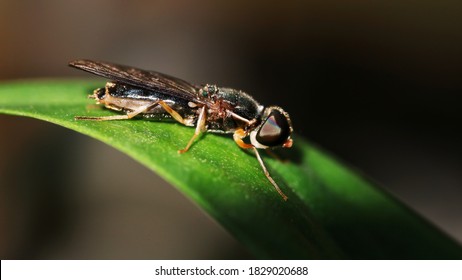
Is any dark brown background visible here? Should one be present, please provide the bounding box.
[1,0,461,258]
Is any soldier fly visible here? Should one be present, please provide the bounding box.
[69,59,293,200]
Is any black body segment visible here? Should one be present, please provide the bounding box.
[202,87,263,133]
[103,82,197,124]
[215,88,262,121]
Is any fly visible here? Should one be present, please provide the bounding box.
[69,59,293,200]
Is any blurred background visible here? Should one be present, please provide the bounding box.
[0,0,461,259]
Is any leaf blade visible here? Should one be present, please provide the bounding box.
[1,80,461,259]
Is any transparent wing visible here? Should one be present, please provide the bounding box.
[69,59,200,102]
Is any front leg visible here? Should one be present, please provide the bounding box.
[233,128,288,201]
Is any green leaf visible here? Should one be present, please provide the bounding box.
[1,80,461,259]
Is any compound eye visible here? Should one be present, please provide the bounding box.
[256,108,291,147]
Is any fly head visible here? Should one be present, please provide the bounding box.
[250,106,293,149]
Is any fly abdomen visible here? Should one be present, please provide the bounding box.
[97,82,197,124]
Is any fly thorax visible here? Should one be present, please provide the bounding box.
[199,84,218,99]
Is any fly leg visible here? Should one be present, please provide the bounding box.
[178,106,207,154]
[75,100,187,123]
[233,129,288,201]
[75,103,154,121]
[150,101,207,153]
[76,100,205,153]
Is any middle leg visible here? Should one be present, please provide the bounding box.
[178,106,207,154]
